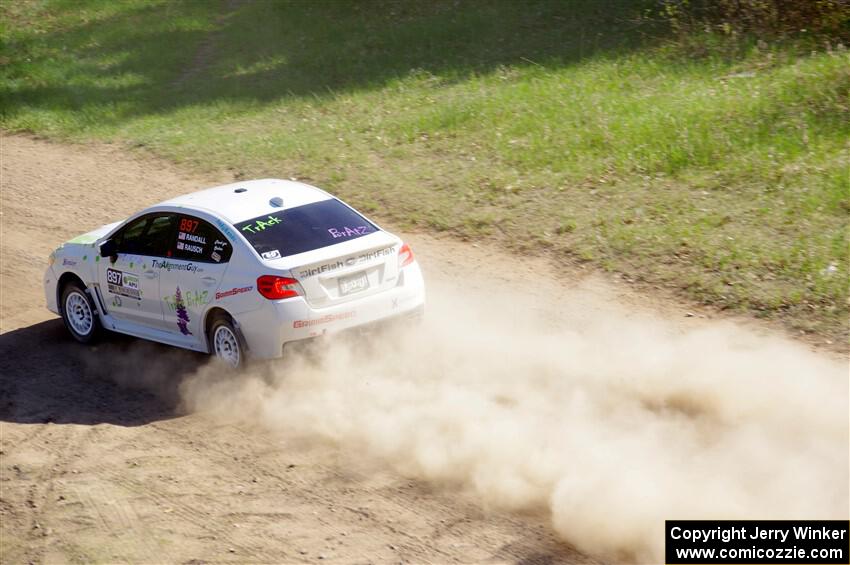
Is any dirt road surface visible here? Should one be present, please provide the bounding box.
[1,135,846,564]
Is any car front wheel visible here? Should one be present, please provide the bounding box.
[61,281,101,343]
[209,316,243,369]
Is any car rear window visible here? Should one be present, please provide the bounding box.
[234,199,378,259]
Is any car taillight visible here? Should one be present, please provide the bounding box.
[257,275,300,300]
[399,243,414,268]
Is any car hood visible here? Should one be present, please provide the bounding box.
[63,221,122,246]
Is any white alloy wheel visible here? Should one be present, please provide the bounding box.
[213,324,241,368]
[65,290,94,336]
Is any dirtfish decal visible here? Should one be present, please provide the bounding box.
[298,247,395,278]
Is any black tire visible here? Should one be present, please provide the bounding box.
[208,314,244,369]
[60,281,101,344]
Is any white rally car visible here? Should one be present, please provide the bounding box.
[44,179,425,367]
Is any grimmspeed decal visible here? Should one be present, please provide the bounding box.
[151,259,201,273]
[106,268,141,300]
[215,286,253,300]
[293,311,356,329]
[298,247,396,278]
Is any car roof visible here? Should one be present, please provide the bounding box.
[157,179,331,224]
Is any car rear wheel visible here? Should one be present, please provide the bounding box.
[209,315,243,369]
[61,281,101,343]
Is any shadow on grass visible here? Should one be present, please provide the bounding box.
[1,0,662,124]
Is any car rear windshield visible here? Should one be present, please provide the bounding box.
[233,199,378,259]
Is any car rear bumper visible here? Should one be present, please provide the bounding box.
[236,262,425,359]
[282,303,423,357]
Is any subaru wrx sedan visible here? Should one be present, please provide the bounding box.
[44,179,425,367]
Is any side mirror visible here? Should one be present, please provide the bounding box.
[99,239,117,261]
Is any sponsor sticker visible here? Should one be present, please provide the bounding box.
[261,249,282,260]
[298,247,395,278]
[213,219,237,241]
[211,251,221,262]
[293,311,356,329]
[106,268,141,300]
[62,258,77,266]
[215,286,253,300]
[151,259,201,273]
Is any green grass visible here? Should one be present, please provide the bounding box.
[2,0,848,344]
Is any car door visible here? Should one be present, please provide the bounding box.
[159,214,233,342]
[98,213,176,330]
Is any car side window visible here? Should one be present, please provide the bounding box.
[114,214,177,257]
[171,215,233,264]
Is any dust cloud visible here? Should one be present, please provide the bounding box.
[179,283,849,562]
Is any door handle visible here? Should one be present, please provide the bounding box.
[201,276,218,285]
[143,270,158,279]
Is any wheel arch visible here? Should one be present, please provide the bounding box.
[203,306,232,337]
[203,306,249,357]
[203,306,249,350]
[56,271,87,313]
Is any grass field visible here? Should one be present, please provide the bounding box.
[2,0,848,344]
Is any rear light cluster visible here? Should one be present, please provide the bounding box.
[257,275,301,300]
[399,243,415,268]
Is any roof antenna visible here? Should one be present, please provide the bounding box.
[269,196,284,208]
